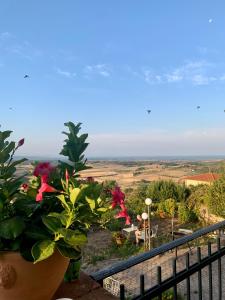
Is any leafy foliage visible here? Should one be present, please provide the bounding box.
[126,183,148,215]
[158,198,176,217]
[147,180,189,202]
[208,176,225,216]
[58,122,91,175]
[178,202,198,223]
[0,122,109,270]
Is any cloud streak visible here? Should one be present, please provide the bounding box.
[141,60,224,86]
[87,128,225,156]
[84,64,111,77]
[56,67,76,78]
[0,31,43,60]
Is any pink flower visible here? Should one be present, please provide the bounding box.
[111,186,125,208]
[36,182,57,202]
[65,169,70,182]
[115,209,131,225]
[18,138,25,147]
[111,186,131,225]
[33,162,54,179]
[125,215,131,225]
[87,176,94,183]
[20,183,28,192]
[115,209,129,219]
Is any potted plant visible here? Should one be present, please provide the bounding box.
[0,122,109,300]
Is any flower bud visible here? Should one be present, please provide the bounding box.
[18,138,25,147]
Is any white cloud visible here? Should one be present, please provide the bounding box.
[0,33,43,60]
[84,64,111,77]
[142,60,223,86]
[56,68,76,78]
[165,71,183,83]
[143,70,162,84]
[0,31,13,40]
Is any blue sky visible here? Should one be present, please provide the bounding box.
[1,1,225,157]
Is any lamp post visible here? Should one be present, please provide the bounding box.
[141,212,148,250]
[145,198,152,250]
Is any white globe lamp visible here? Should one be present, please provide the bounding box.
[141,212,148,220]
[145,198,152,206]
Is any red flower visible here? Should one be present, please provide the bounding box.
[111,186,131,225]
[20,183,28,192]
[115,209,129,219]
[87,176,94,183]
[125,215,131,225]
[33,162,54,179]
[36,182,57,202]
[18,138,25,147]
[115,209,131,225]
[111,186,125,208]
[65,169,70,182]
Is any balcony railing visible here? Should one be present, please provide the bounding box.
[91,220,225,299]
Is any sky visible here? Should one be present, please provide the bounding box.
[1,1,225,157]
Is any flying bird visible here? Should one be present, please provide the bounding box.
[208,18,213,23]
[197,106,200,110]
[9,107,13,110]
[24,74,29,79]
[147,110,151,114]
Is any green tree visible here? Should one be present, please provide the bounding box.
[208,176,225,216]
[126,183,148,216]
[187,184,210,211]
[146,180,189,202]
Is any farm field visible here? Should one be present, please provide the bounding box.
[79,159,225,189]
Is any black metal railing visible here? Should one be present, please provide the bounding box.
[91,220,225,299]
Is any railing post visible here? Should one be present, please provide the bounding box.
[186,252,191,300]
[157,266,162,300]
[140,274,145,296]
[217,238,222,300]
[208,242,213,300]
[173,259,177,300]
[120,284,125,300]
[197,247,202,300]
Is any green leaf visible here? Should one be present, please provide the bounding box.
[97,207,108,212]
[58,228,87,247]
[32,240,56,263]
[25,226,51,240]
[48,212,68,226]
[70,188,80,205]
[0,217,25,239]
[42,215,62,233]
[86,197,95,211]
[57,194,70,210]
[57,244,82,260]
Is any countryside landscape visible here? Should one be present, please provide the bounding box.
[1,1,225,299]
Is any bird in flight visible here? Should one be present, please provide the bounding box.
[147,110,151,114]
[9,107,13,110]
[24,75,29,79]
[197,106,200,110]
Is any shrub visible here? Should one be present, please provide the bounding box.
[178,202,198,223]
[147,180,189,202]
[126,183,148,215]
[208,176,225,216]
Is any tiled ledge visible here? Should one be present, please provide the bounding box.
[53,272,118,299]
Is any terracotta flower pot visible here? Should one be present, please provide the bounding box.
[0,250,69,300]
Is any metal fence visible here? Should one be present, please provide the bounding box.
[91,220,225,299]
